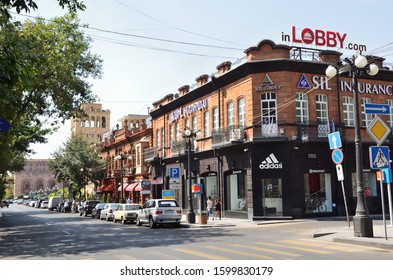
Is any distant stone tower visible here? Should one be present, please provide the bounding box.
[71,103,111,145]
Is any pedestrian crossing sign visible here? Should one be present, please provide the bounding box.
[369,146,391,169]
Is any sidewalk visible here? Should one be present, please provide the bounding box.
[181,214,393,250]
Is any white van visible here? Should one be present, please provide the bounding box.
[48,196,62,211]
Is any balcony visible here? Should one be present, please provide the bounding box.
[211,126,245,147]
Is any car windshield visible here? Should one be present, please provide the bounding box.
[158,200,179,207]
[109,204,119,208]
[124,204,139,210]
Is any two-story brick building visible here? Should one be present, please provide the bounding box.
[146,39,393,220]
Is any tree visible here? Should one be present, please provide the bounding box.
[0,12,102,197]
[0,0,85,18]
[49,135,105,200]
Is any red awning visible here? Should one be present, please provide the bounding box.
[133,184,142,192]
[117,183,132,192]
[102,183,114,192]
[125,183,139,192]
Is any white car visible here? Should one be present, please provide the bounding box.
[136,199,182,228]
[113,203,140,224]
[40,201,49,209]
[99,203,119,221]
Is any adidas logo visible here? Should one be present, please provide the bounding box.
[259,153,283,169]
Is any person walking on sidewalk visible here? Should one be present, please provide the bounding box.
[206,196,213,220]
[215,197,221,220]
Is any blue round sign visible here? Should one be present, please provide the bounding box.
[331,148,344,164]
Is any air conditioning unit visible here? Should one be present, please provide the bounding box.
[230,129,242,141]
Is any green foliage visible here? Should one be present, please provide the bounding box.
[0,10,102,197]
[49,135,105,198]
[0,0,85,19]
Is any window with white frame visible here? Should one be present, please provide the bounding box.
[296,93,309,124]
[227,101,234,128]
[387,100,393,127]
[361,98,372,127]
[204,111,210,137]
[156,129,161,148]
[175,122,180,141]
[316,94,329,125]
[192,115,197,131]
[213,107,219,133]
[238,97,246,127]
[185,118,190,130]
[343,96,355,127]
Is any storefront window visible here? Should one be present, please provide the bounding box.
[225,171,246,211]
[304,173,332,213]
[351,173,377,197]
[261,178,282,216]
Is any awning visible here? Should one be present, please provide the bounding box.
[125,183,139,192]
[133,184,142,192]
[102,183,114,192]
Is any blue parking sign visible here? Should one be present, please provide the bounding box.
[169,168,180,178]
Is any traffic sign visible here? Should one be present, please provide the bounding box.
[331,148,344,164]
[382,168,393,183]
[328,131,342,149]
[0,118,11,133]
[336,164,344,181]
[367,116,391,145]
[369,146,391,169]
[365,103,390,115]
[169,167,180,178]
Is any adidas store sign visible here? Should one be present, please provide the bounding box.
[259,153,283,169]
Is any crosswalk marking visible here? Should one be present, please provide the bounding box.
[279,239,362,252]
[230,243,303,257]
[174,248,230,260]
[205,245,272,259]
[255,241,333,254]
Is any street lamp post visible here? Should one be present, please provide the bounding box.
[115,154,132,203]
[178,128,201,224]
[326,55,379,237]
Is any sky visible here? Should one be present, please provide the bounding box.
[15,0,393,159]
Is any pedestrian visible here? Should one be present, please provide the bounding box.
[127,197,131,204]
[215,197,221,220]
[206,196,213,220]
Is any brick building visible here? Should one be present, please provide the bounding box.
[146,39,393,219]
[99,115,152,204]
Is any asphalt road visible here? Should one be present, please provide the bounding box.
[1,204,393,260]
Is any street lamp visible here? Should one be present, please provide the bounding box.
[326,54,379,237]
[177,127,202,224]
[115,154,132,203]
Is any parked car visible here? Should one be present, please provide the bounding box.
[100,203,119,221]
[60,200,72,213]
[113,203,140,224]
[136,199,182,228]
[79,200,100,217]
[48,196,62,211]
[40,201,49,209]
[0,200,9,208]
[91,203,107,219]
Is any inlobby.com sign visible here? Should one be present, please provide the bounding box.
[288,26,346,48]
[281,26,367,52]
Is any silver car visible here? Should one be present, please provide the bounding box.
[136,199,182,228]
[99,203,119,221]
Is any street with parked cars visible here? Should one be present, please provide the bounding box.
[10,198,184,229]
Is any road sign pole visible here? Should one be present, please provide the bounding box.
[388,182,393,227]
[379,174,388,240]
[340,180,351,228]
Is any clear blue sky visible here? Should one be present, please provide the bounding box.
[18,0,393,159]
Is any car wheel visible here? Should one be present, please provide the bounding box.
[136,216,142,226]
[91,214,94,218]
[122,217,126,224]
[84,212,88,217]
[149,217,156,229]
[79,212,82,216]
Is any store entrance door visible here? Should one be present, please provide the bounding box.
[261,178,283,216]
